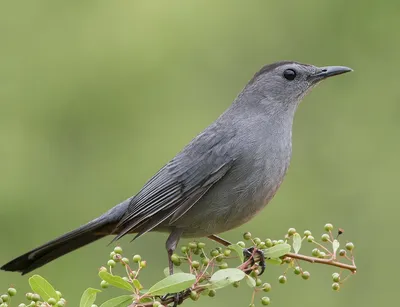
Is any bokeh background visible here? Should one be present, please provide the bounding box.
[0,1,398,306]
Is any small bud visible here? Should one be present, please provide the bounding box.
[339,249,346,256]
[197,242,206,249]
[345,242,354,251]
[287,228,296,236]
[307,235,315,243]
[114,246,123,254]
[100,280,109,288]
[294,266,301,275]
[189,291,199,301]
[311,248,320,257]
[324,223,333,231]
[237,241,246,248]
[262,283,271,292]
[265,239,273,247]
[278,275,287,284]
[332,273,340,282]
[301,271,310,280]
[191,260,200,269]
[243,232,252,240]
[321,234,330,242]
[208,289,216,297]
[48,298,57,305]
[140,260,147,268]
[218,262,228,269]
[223,249,231,257]
[303,230,312,237]
[261,296,271,306]
[107,259,116,268]
[133,255,142,263]
[99,266,107,272]
[332,282,340,291]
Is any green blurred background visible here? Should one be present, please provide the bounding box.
[0,0,398,306]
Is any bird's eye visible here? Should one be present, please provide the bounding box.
[283,69,296,81]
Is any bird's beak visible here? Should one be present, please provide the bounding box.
[310,66,353,82]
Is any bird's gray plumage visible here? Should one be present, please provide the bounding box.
[1,61,353,274]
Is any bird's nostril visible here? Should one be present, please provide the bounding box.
[321,69,327,72]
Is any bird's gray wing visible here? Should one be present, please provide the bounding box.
[112,126,236,241]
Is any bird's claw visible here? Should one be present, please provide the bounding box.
[161,289,190,307]
[243,247,266,276]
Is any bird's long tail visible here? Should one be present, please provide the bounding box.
[1,199,131,275]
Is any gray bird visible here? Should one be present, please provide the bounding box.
[1,61,352,275]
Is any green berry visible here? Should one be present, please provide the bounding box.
[262,283,271,292]
[56,301,65,307]
[133,255,141,263]
[258,241,266,249]
[152,301,161,307]
[278,275,287,284]
[272,240,278,245]
[332,273,340,282]
[302,271,310,280]
[189,291,198,301]
[101,280,109,288]
[210,249,219,257]
[294,266,301,275]
[255,278,263,286]
[197,242,206,249]
[243,232,252,240]
[202,258,210,265]
[18,304,27,307]
[110,251,116,259]
[237,241,246,248]
[114,246,123,254]
[140,260,147,268]
[324,223,334,231]
[7,288,16,297]
[26,293,33,300]
[261,296,271,306]
[32,294,40,302]
[321,234,330,242]
[277,239,285,244]
[233,281,240,288]
[345,242,354,251]
[113,254,121,262]
[223,249,231,257]
[181,246,188,254]
[122,277,130,282]
[0,295,9,302]
[303,230,312,237]
[332,282,340,291]
[188,242,197,249]
[208,289,216,297]
[287,228,296,236]
[339,249,346,256]
[249,304,255,307]
[55,291,62,298]
[48,298,57,305]
[307,235,315,242]
[122,257,130,264]
[171,253,180,264]
[253,237,261,245]
[99,266,107,272]
[319,251,326,258]
[265,239,273,247]
[218,262,228,269]
[107,259,116,267]
[191,260,200,269]
[312,248,320,257]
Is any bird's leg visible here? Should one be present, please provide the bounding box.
[208,234,265,275]
[163,229,184,306]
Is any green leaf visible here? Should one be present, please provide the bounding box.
[132,279,143,290]
[100,295,132,307]
[99,271,134,292]
[80,288,101,307]
[209,268,246,290]
[266,258,282,265]
[245,275,256,288]
[146,273,196,296]
[163,267,183,277]
[29,275,60,302]
[293,233,302,254]
[263,243,291,258]
[333,239,340,254]
[228,244,245,262]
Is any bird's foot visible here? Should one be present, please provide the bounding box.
[243,247,266,276]
[161,289,190,307]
